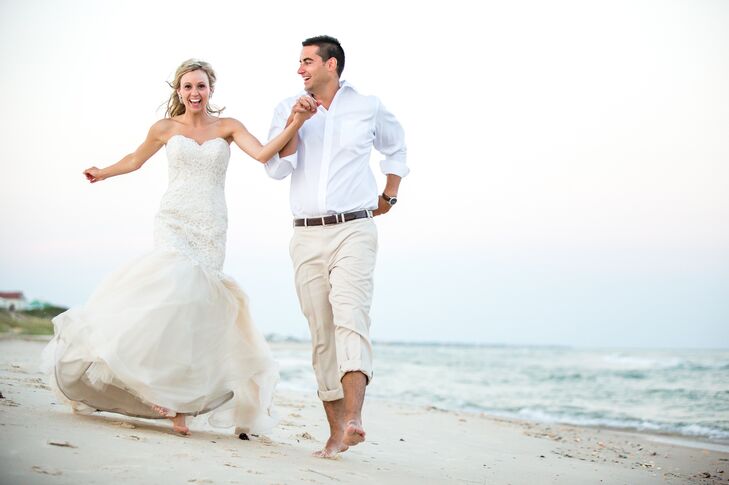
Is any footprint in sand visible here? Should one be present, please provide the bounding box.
[48,440,77,448]
[28,379,51,390]
[115,434,143,441]
[112,421,136,429]
[9,364,28,373]
[32,466,62,476]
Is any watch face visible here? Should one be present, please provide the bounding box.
[389,197,398,206]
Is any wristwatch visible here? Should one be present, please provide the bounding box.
[382,192,398,206]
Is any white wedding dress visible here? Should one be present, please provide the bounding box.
[42,135,279,433]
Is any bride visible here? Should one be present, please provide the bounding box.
[43,59,316,435]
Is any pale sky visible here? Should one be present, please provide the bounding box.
[1,0,727,348]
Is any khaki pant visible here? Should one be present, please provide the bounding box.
[289,218,377,401]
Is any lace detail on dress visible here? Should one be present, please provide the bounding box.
[154,135,231,271]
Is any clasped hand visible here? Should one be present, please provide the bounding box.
[292,95,319,122]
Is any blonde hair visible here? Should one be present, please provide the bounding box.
[165,59,224,118]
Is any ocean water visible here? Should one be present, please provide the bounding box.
[272,342,729,444]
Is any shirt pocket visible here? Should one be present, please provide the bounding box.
[338,119,374,149]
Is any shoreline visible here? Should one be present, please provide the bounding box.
[274,340,729,451]
[7,334,729,453]
[308,390,729,454]
[2,337,728,484]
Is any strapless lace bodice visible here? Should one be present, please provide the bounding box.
[154,135,231,270]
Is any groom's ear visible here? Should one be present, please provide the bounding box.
[326,57,338,74]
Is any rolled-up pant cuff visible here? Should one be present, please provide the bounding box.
[339,360,372,385]
[317,388,344,401]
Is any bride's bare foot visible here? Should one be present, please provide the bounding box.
[152,405,175,418]
[343,420,365,447]
[152,405,189,435]
[170,414,190,435]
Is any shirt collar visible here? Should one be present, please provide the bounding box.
[339,79,355,92]
[298,79,356,98]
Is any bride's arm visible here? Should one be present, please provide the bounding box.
[83,121,168,183]
[228,109,313,164]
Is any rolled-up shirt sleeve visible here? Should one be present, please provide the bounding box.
[374,99,409,177]
[265,100,298,180]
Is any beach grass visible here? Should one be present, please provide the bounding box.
[0,308,61,336]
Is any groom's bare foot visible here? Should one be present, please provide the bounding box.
[152,405,189,435]
[312,434,348,459]
[312,421,365,459]
[343,420,365,447]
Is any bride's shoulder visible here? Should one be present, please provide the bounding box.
[159,117,183,126]
[151,118,179,132]
[216,117,247,133]
[216,117,242,126]
[147,118,178,141]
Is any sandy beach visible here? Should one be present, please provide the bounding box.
[1,337,727,485]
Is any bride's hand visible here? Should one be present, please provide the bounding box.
[293,109,315,123]
[296,95,318,113]
[83,167,105,183]
[292,95,318,123]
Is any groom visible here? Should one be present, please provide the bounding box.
[265,35,408,457]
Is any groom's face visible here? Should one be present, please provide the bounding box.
[298,45,328,92]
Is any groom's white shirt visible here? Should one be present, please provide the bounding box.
[265,81,408,219]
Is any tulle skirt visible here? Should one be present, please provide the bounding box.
[42,248,279,434]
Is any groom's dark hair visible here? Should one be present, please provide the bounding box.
[302,35,345,78]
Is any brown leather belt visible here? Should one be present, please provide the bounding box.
[293,210,372,227]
